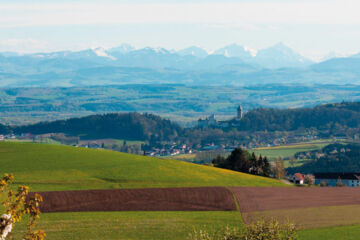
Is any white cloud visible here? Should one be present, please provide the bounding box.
[0,0,359,28]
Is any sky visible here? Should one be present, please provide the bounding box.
[1,0,360,61]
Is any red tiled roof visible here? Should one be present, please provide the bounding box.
[294,173,304,181]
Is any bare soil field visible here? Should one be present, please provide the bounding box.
[32,187,236,212]
[230,187,360,213]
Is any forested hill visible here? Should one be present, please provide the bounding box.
[287,143,360,174]
[236,102,360,132]
[9,112,182,141]
[2,102,360,142]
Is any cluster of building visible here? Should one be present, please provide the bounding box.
[290,172,360,187]
[0,133,31,140]
[146,143,193,157]
[197,105,243,128]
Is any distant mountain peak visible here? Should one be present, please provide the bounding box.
[213,43,255,59]
[91,47,116,60]
[177,46,208,58]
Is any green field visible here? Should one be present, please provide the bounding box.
[298,224,360,240]
[11,211,244,240]
[252,142,330,167]
[10,211,360,240]
[0,142,285,191]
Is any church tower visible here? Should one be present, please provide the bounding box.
[237,105,243,120]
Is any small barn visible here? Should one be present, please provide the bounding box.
[291,173,304,185]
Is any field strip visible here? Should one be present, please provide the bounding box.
[225,187,240,211]
[243,204,360,229]
[31,187,237,212]
[230,187,360,213]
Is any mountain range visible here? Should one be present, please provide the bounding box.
[0,43,359,87]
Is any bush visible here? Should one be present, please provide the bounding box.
[245,219,297,240]
[304,174,315,186]
[188,219,297,240]
[0,173,45,240]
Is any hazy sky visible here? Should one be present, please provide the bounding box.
[1,0,360,60]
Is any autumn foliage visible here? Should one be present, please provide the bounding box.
[0,174,45,240]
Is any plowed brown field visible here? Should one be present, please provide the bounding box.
[32,187,236,212]
[230,187,360,213]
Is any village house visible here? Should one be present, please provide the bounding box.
[314,172,360,187]
[290,173,304,185]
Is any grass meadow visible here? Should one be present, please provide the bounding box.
[11,211,244,240]
[10,210,360,240]
[0,141,286,191]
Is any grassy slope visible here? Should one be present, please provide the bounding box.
[0,142,285,191]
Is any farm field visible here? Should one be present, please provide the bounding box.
[231,187,360,229]
[35,187,237,212]
[244,205,360,229]
[4,141,360,239]
[252,141,332,167]
[11,211,244,240]
[298,224,360,240]
[0,141,286,191]
[9,211,360,240]
[171,140,334,166]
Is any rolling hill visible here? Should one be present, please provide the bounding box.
[0,141,285,191]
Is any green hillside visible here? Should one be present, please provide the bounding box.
[0,142,285,191]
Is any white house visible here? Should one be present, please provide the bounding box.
[291,173,304,185]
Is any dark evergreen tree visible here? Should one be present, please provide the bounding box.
[262,156,271,177]
[249,152,257,174]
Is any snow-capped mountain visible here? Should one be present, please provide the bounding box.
[213,44,255,60]
[1,42,359,87]
[177,46,208,58]
[92,47,115,59]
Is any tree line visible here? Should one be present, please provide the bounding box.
[212,148,272,177]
